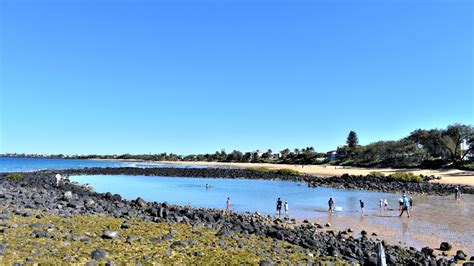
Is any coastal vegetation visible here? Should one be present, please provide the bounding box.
[246,167,300,176]
[6,173,23,181]
[2,123,473,170]
[388,172,422,183]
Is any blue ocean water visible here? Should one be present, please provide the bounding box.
[70,174,403,219]
[0,157,203,172]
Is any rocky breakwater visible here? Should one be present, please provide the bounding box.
[47,167,474,195]
[0,171,471,265]
[306,173,474,195]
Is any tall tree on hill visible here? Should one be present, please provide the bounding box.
[442,124,474,163]
[346,131,359,148]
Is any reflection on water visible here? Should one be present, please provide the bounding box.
[69,175,474,254]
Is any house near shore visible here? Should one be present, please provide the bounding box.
[326,150,337,161]
[251,150,264,161]
[461,139,473,161]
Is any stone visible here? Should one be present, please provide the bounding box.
[170,241,186,249]
[0,243,7,255]
[63,191,73,201]
[126,235,137,244]
[440,242,452,251]
[135,197,147,208]
[102,231,120,239]
[120,222,130,229]
[192,251,204,256]
[455,250,467,260]
[91,249,107,261]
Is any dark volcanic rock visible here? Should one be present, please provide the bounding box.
[440,242,452,251]
[91,249,107,261]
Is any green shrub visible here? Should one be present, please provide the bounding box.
[389,172,422,183]
[246,167,272,173]
[6,173,23,181]
[246,167,300,176]
[458,163,474,171]
[274,169,300,176]
[369,171,385,177]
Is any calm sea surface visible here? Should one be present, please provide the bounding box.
[0,157,204,172]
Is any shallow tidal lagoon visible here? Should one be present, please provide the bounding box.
[70,174,474,254]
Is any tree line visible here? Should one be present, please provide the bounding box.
[337,124,473,169]
[2,123,472,170]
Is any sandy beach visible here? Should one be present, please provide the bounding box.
[153,161,474,186]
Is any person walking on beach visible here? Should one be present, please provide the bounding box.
[454,186,461,200]
[383,199,388,211]
[398,198,403,211]
[379,198,383,209]
[359,200,365,214]
[226,197,231,215]
[276,198,283,218]
[409,197,413,209]
[328,197,335,213]
[399,194,410,218]
[284,201,289,220]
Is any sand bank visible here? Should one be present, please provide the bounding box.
[154,161,474,186]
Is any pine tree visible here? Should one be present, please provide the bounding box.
[347,131,359,148]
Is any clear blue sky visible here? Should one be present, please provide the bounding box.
[1,0,473,155]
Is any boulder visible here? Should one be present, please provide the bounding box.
[91,249,107,261]
[63,191,73,201]
[455,250,467,261]
[102,231,120,239]
[135,197,147,208]
[440,242,452,251]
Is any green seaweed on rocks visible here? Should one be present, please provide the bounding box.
[0,208,343,265]
[246,167,301,176]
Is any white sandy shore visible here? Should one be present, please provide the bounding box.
[154,161,474,187]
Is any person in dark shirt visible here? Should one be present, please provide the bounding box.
[276,197,283,218]
[359,200,365,214]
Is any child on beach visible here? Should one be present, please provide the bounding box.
[226,197,231,215]
[359,200,365,214]
[328,197,335,213]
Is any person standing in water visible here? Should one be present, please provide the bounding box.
[383,199,388,211]
[359,200,365,214]
[226,197,231,215]
[328,197,335,213]
[399,194,410,218]
[454,186,460,200]
[379,199,383,209]
[276,198,283,218]
[284,201,289,220]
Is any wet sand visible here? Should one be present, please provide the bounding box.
[306,194,474,256]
